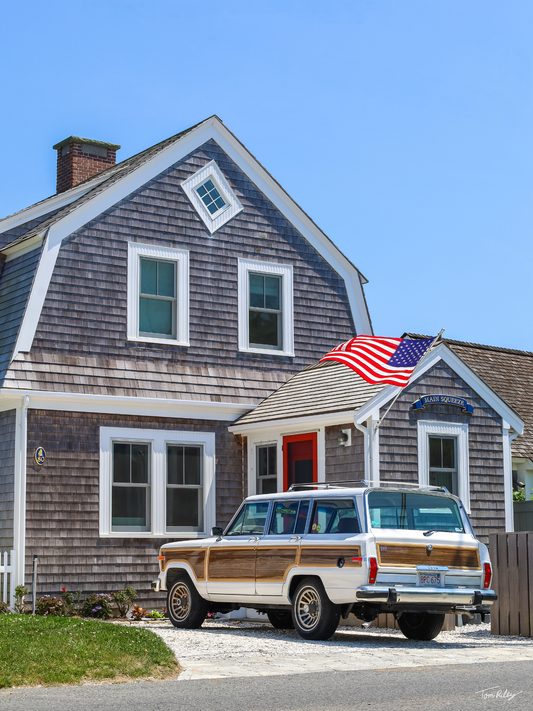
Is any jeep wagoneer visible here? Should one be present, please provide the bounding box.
[152,483,497,640]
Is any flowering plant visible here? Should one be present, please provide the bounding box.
[81,593,114,620]
[36,596,66,616]
[130,604,146,621]
[0,601,9,614]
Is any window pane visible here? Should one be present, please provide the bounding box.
[429,437,441,468]
[184,446,201,485]
[112,486,147,527]
[264,277,280,310]
[168,445,184,485]
[267,446,276,476]
[269,500,299,535]
[249,274,264,308]
[204,179,215,192]
[249,311,279,347]
[113,443,130,483]
[258,477,277,495]
[167,488,202,529]
[131,444,149,483]
[140,259,157,295]
[226,506,246,536]
[429,470,455,494]
[309,499,359,535]
[295,500,310,534]
[158,262,175,298]
[139,298,173,336]
[442,438,455,469]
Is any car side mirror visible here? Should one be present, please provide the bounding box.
[211,527,223,537]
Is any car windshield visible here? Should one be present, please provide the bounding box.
[368,491,465,533]
[225,502,270,536]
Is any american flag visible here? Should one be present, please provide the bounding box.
[319,335,437,386]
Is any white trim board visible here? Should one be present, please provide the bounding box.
[11,116,371,360]
[229,409,357,435]
[0,389,250,421]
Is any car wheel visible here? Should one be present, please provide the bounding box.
[292,577,340,640]
[397,612,445,640]
[167,576,209,629]
[267,610,295,629]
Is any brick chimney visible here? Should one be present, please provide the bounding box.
[53,136,121,194]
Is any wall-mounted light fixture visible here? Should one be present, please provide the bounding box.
[338,429,352,447]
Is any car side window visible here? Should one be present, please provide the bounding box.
[268,500,300,535]
[226,502,270,536]
[309,499,360,535]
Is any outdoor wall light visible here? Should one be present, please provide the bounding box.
[338,429,352,447]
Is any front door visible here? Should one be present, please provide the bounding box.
[206,501,269,597]
[255,498,310,596]
[283,433,317,490]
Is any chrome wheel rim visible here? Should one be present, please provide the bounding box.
[170,583,191,621]
[296,586,321,630]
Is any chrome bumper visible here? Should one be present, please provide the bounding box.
[356,586,497,606]
[151,579,161,593]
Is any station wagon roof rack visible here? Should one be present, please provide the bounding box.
[287,480,450,493]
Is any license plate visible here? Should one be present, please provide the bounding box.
[419,573,441,586]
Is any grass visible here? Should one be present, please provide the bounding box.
[0,615,179,688]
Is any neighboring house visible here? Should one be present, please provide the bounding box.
[0,116,372,604]
[230,337,525,543]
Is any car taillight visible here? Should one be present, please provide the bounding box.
[368,557,378,584]
[483,562,491,589]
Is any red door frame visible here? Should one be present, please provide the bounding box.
[282,432,318,491]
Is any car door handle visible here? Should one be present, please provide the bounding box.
[248,537,260,542]
[289,536,302,541]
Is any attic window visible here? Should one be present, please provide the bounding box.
[195,178,227,217]
[181,160,243,234]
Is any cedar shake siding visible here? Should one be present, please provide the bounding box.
[379,360,505,542]
[0,208,63,249]
[0,409,16,551]
[24,410,244,607]
[4,140,355,402]
[325,425,365,484]
[0,248,41,384]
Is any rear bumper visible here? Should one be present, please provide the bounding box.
[356,586,497,607]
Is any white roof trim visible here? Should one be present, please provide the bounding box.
[228,409,357,434]
[354,344,524,434]
[11,116,371,359]
[0,388,250,421]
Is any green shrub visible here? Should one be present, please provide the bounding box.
[81,594,114,620]
[14,585,28,615]
[36,596,66,616]
[112,586,137,618]
[146,610,165,619]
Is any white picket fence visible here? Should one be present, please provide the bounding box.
[1,550,16,610]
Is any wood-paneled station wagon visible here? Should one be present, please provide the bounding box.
[153,483,497,640]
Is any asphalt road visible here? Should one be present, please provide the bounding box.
[1,661,531,711]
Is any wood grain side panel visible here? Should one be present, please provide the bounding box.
[207,547,257,581]
[256,547,299,582]
[162,549,206,580]
[299,546,362,568]
[377,543,480,570]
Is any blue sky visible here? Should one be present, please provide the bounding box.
[1,1,531,350]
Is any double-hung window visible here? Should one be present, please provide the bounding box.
[100,427,215,537]
[238,259,294,356]
[429,436,458,495]
[127,243,189,346]
[256,444,277,495]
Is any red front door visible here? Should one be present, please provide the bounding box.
[283,433,317,491]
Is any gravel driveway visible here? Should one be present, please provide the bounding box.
[113,620,533,680]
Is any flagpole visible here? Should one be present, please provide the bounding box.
[373,329,445,433]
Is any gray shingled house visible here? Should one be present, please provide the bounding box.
[230,337,525,543]
[0,116,372,604]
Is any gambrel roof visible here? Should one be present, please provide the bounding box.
[0,116,372,383]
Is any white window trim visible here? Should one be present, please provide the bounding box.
[238,258,294,357]
[417,420,470,513]
[127,243,189,346]
[99,426,215,538]
[181,160,243,234]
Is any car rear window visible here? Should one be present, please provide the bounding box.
[368,491,465,532]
